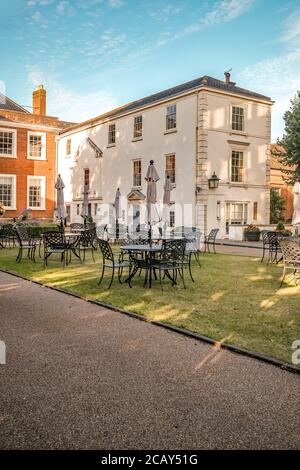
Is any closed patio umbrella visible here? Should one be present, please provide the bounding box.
[114,188,121,238]
[145,160,160,241]
[55,174,65,229]
[81,183,89,227]
[292,181,300,226]
[162,175,172,236]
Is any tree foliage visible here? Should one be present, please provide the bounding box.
[270,190,285,224]
[272,91,300,184]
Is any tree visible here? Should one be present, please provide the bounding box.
[272,91,300,184]
[270,189,285,224]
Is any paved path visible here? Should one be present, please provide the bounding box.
[215,244,263,257]
[0,271,299,450]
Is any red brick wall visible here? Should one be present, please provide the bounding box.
[0,122,57,220]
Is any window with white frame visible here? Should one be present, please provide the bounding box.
[0,174,16,209]
[108,124,116,145]
[66,138,71,156]
[226,202,248,227]
[28,132,46,159]
[27,176,45,209]
[166,105,176,130]
[232,106,244,131]
[0,129,16,157]
[231,150,244,183]
[166,154,176,183]
[133,115,143,138]
[133,159,141,187]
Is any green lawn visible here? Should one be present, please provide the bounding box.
[0,246,299,365]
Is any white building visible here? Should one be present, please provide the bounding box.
[57,73,273,238]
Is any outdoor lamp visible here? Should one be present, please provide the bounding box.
[208,172,220,189]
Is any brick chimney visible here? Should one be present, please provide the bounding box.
[32,84,46,115]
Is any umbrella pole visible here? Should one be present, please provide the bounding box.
[116,219,119,240]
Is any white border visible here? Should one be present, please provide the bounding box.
[27,175,46,210]
[0,173,17,210]
[0,127,17,158]
[27,131,46,160]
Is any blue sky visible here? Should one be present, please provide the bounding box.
[0,0,300,139]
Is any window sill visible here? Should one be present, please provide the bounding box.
[229,131,247,137]
[4,207,16,211]
[27,156,47,161]
[28,207,46,211]
[106,144,116,148]
[164,129,177,135]
[229,182,248,188]
[0,154,17,159]
[132,186,142,190]
[132,137,143,142]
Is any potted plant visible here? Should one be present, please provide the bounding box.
[244,224,260,241]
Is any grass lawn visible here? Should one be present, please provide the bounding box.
[0,246,299,365]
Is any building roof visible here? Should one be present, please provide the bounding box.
[0,92,29,113]
[60,74,273,134]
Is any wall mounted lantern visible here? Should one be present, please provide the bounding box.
[208,172,220,189]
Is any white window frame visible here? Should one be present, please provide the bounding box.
[165,153,176,184]
[108,123,116,145]
[166,104,177,131]
[66,138,71,157]
[229,145,247,184]
[230,104,246,133]
[27,175,46,210]
[0,128,17,158]
[27,131,46,160]
[133,115,143,139]
[133,159,142,188]
[0,174,16,210]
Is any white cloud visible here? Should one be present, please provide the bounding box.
[26,65,118,122]
[108,0,123,8]
[282,9,300,47]
[202,0,256,26]
[239,50,300,141]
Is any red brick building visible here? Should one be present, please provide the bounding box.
[0,86,71,221]
[270,144,294,222]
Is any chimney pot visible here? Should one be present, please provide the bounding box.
[32,84,46,115]
[225,71,231,83]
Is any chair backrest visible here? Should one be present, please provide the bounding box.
[97,239,114,262]
[161,239,186,263]
[15,225,30,243]
[43,231,65,249]
[207,228,219,241]
[1,224,15,237]
[79,228,95,246]
[96,224,107,239]
[278,239,300,264]
[70,223,84,232]
[266,231,280,247]
[117,224,128,238]
[261,230,271,245]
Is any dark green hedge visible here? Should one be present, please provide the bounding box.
[25,224,60,238]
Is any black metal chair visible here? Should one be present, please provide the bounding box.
[96,224,107,239]
[264,231,282,263]
[43,231,68,267]
[261,230,271,262]
[204,228,219,253]
[152,239,187,290]
[0,224,16,248]
[77,228,96,262]
[97,239,131,289]
[70,223,84,233]
[15,225,37,263]
[184,228,202,281]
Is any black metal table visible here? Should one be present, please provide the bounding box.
[121,244,161,288]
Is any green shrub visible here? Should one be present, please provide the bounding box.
[25,224,60,238]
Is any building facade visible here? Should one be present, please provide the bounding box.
[0,86,71,221]
[57,74,273,238]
